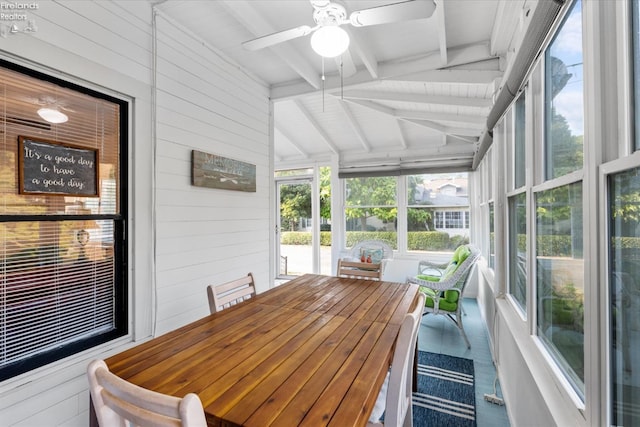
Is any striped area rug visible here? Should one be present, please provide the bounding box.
[413,351,476,427]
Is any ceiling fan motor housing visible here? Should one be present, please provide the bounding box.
[312,2,347,26]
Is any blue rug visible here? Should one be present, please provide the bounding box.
[413,351,476,426]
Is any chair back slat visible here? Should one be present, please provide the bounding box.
[88,359,207,427]
[337,260,383,281]
[207,272,256,314]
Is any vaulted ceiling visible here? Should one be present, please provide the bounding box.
[156,0,530,173]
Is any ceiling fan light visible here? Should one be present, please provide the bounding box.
[310,26,350,58]
[37,107,68,124]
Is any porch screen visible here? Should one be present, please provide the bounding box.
[0,62,127,380]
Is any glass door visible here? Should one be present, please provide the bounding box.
[276,179,313,278]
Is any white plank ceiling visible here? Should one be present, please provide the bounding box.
[155,0,530,172]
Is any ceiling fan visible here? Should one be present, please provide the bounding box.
[242,0,437,57]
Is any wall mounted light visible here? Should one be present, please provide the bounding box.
[37,107,68,124]
[310,26,350,58]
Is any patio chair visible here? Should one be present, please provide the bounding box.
[207,272,256,314]
[87,359,207,427]
[368,292,426,426]
[348,239,394,263]
[337,259,383,281]
[409,244,480,348]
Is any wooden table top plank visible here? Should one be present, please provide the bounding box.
[322,279,379,318]
[295,278,369,315]
[110,307,280,388]
[296,321,390,427]
[209,314,344,424]
[128,306,296,393]
[357,281,404,323]
[332,280,395,321]
[106,302,274,377]
[166,308,317,398]
[240,316,361,427]
[255,275,333,308]
[267,317,375,427]
[375,283,420,326]
[327,323,403,427]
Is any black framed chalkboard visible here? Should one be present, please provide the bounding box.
[18,136,99,196]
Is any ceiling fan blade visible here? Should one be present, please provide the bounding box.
[349,0,436,27]
[242,25,314,51]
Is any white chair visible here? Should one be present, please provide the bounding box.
[409,244,480,349]
[368,292,426,427]
[337,259,383,281]
[207,272,256,314]
[87,359,207,427]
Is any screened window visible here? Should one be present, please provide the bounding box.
[508,192,527,313]
[634,0,640,151]
[489,202,495,269]
[608,167,640,425]
[345,176,396,248]
[0,62,127,380]
[514,92,526,189]
[544,0,583,180]
[406,173,469,252]
[536,182,584,397]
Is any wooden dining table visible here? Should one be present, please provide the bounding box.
[99,274,420,427]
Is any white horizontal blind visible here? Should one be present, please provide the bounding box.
[0,63,123,378]
[2,221,115,366]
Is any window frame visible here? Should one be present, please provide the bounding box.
[0,60,128,381]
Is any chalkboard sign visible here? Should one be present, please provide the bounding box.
[18,136,99,197]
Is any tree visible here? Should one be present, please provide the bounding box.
[344,177,396,231]
[280,183,311,231]
[319,166,331,220]
[406,175,432,230]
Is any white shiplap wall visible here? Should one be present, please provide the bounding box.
[152,12,271,334]
[0,1,272,425]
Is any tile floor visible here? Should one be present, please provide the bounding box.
[417,298,511,426]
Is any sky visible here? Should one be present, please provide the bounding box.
[549,0,584,137]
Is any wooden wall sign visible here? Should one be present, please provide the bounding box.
[18,136,99,197]
[192,150,256,192]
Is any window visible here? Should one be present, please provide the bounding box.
[534,0,585,398]
[406,173,469,252]
[0,62,127,380]
[514,92,526,189]
[489,202,495,269]
[345,176,397,248]
[508,192,527,313]
[608,167,640,425]
[544,0,584,179]
[536,182,584,397]
[634,0,640,151]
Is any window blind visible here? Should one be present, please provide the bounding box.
[0,61,125,380]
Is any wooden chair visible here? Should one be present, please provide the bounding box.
[87,359,207,427]
[207,272,256,314]
[337,259,383,281]
[368,292,426,426]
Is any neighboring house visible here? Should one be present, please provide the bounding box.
[411,175,470,237]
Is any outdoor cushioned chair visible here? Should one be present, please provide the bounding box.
[409,244,480,349]
[348,239,394,263]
